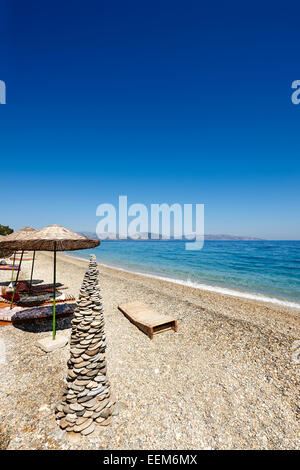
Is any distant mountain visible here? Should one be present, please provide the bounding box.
[204,234,263,241]
[80,232,263,241]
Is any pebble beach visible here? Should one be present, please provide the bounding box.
[0,251,299,450]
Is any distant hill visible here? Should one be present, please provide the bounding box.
[204,234,263,241]
[80,232,263,241]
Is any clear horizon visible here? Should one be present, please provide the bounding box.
[0,1,299,240]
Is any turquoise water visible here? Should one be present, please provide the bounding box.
[68,241,300,307]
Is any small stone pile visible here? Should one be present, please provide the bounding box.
[55,255,115,435]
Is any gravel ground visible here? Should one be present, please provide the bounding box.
[0,251,299,450]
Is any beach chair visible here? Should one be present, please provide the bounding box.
[118,301,178,339]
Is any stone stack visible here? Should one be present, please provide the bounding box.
[55,255,115,435]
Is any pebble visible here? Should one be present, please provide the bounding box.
[81,423,96,436]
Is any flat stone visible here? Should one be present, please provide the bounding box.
[79,340,92,346]
[73,417,93,432]
[70,403,84,412]
[63,405,72,414]
[98,417,112,426]
[86,363,98,370]
[95,391,110,402]
[75,361,90,368]
[73,367,85,373]
[95,416,105,423]
[81,422,95,435]
[87,385,104,397]
[65,413,77,423]
[66,425,75,432]
[85,349,100,356]
[94,375,106,383]
[86,368,98,376]
[66,398,77,405]
[75,416,89,426]
[59,418,69,429]
[74,379,90,386]
[99,406,112,419]
[85,334,95,340]
[86,381,98,389]
[81,398,97,408]
[89,342,101,351]
[71,357,84,364]
[72,348,84,355]
[77,326,90,332]
[69,384,84,392]
[89,353,102,362]
[36,335,68,353]
[78,395,94,403]
[68,370,77,379]
[95,398,109,412]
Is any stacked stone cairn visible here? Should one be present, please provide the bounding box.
[55,255,115,435]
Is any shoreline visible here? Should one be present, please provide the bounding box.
[65,252,300,311]
[52,252,300,337]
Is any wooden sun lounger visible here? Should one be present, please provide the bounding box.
[118,301,178,339]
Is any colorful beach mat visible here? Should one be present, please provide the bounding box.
[11,303,76,323]
[0,293,75,307]
[0,264,20,271]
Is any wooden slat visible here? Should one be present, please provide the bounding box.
[118,301,178,339]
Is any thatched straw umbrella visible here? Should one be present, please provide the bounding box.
[0,225,100,339]
[0,235,14,263]
[0,227,37,287]
[0,235,6,256]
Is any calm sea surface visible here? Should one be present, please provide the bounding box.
[68,241,300,308]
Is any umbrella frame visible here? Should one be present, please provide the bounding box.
[11,251,16,282]
[53,242,57,340]
[10,250,24,307]
[29,250,36,294]
[0,226,100,340]
[9,246,58,340]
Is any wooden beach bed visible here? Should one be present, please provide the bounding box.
[118,301,178,339]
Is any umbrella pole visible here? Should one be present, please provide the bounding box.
[29,250,36,294]
[10,250,24,309]
[11,251,16,282]
[53,242,57,340]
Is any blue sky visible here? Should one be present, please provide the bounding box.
[0,1,299,239]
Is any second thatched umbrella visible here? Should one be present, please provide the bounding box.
[0,225,100,339]
[0,227,37,288]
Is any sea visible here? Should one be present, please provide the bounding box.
[67,240,300,309]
